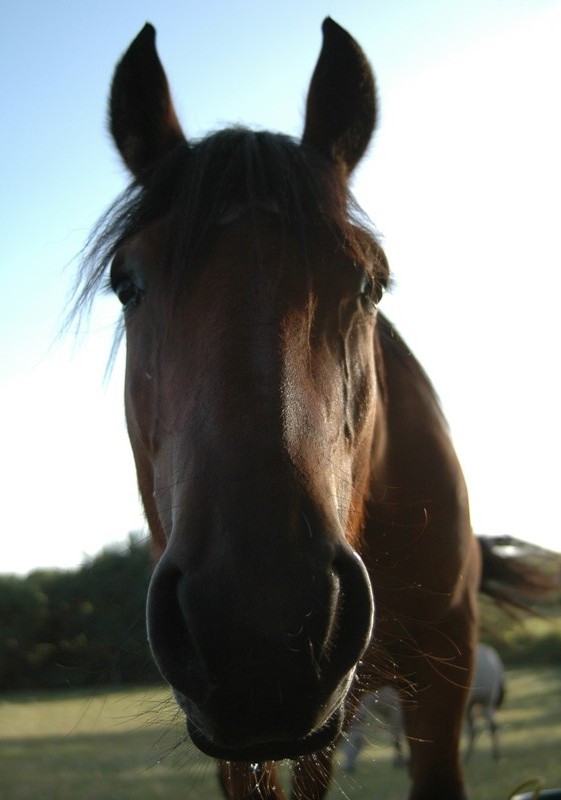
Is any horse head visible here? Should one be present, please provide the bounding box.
[106,19,388,761]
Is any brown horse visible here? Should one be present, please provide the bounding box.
[75,18,518,800]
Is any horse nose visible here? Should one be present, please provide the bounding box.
[323,545,375,674]
[146,538,374,758]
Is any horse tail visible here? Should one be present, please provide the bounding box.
[477,536,558,615]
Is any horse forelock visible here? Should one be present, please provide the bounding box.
[71,127,389,330]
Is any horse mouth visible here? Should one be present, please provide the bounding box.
[185,704,343,762]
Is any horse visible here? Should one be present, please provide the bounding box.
[74,18,547,800]
[340,643,505,771]
[340,685,406,771]
[465,643,505,762]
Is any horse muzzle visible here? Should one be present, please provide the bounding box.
[146,540,374,761]
[182,695,346,761]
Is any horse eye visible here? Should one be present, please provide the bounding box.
[358,272,383,310]
[113,276,143,311]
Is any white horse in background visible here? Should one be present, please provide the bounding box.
[340,685,405,771]
[465,643,505,761]
[341,643,505,771]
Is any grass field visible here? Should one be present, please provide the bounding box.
[1,667,560,799]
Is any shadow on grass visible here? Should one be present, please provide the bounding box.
[0,725,222,800]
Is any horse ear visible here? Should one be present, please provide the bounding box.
[110,24,186,179]
[302,18,376,175]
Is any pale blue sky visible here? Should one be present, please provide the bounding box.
[2,1,560,573]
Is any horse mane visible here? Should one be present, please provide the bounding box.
[70,127,389,325]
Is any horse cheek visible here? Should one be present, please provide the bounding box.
[123,337,168,559]
[343,328,377,537]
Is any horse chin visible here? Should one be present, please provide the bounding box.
[184,704,344,762]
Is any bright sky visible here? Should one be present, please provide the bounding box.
[2,0,560,574]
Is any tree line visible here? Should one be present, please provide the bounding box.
[0,534,159,691]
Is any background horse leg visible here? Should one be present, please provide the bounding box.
[464,703,476,762]
[290,748,335,800]
[218,761,286,799]
[486,707,501,761]
[392,729,407,767]
[339,696,372,772]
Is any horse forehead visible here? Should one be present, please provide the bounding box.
[128,203,344,314]
[125,216,169,262]
[198,211,335,294]
[217,198,281,226]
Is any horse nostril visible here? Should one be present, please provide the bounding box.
[146,556,205,699]
[320,546,374,674]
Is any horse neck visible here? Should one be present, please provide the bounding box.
[364,315,474,621]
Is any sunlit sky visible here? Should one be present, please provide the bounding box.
[2,0,560,574]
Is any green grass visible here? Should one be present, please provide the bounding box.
[1,668,560,799]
